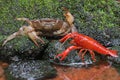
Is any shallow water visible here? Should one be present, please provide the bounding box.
[48,61,120,80]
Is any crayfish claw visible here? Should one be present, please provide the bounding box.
[55,53,66,61]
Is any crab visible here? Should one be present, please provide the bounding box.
[2,7,77,47]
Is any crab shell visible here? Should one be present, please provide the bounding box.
[27,18,72,36]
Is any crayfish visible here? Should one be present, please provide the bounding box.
[56,32,118,61]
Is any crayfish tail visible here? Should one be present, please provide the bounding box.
[109,50,118,57]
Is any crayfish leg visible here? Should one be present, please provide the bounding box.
[78,49,96,62]
[88,50,96,62]
[78,49,87,61]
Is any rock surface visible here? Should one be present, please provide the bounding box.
[6,60,57,80]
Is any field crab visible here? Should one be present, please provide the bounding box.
[2,7,77,47]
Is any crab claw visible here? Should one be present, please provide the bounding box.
[62,7,74,26]
[62,7,78,33]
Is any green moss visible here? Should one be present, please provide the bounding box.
[0,0,120,48]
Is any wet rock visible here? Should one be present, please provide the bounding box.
[6,60,57,80]
[110,39,120,46]
[107,46,120,73]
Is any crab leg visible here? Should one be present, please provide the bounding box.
[27,31,44,47]
[16,18,32,26]
[2,32,20,46]
[24,26,44,47]
[53,23,71,36]
[2,26,27,46]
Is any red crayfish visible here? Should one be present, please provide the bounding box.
[56,32,118,61]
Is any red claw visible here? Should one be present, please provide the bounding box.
[59,33,73,43]
[56,46,80,61]
[56,53,67,61]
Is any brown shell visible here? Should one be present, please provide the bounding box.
[29,18,69,32]
[24,18,71,37]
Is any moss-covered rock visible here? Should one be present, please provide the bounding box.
[0,36,49,61]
